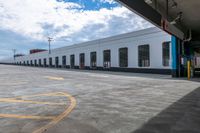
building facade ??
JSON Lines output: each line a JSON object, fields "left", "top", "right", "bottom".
{"left": 15, "top": 27, "right": 172, "bottom": 74}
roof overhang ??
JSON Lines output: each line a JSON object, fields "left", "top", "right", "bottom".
{"left": 116, "top": 0, "right": 200, "bottom": 41}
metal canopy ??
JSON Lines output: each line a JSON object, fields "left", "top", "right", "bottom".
{"left": 116, "top": 0, "right": 200, "bottom": 41}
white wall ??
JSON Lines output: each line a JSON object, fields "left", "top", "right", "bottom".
{"left": 15, "top": 27, "right": 172, "bottom": 69}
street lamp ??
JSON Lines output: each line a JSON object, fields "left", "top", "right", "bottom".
{"left": 48, "top": 37, "right": 53, "bottom": 54}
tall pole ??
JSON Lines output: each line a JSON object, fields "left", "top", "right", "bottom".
{"left": 12, "top": 49, "right": 16, "bottom": 61}
{"left": 48, "top": 37, "right": 53, "bottom": 54}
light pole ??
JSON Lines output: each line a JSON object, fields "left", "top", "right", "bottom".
{"left": 48, "top": 37, "right": 53, "bottom": 54}
{"left": 12, "top": 49, "right": 16, "bottom": 61}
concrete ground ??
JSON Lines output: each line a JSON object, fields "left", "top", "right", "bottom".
{"left": 0, "top": 65, "right": 200, "bottom": 133}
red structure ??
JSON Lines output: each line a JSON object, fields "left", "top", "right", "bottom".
{"left": 14, "top": 54, "right": 25, "bottom": 57}
{"left": 30, "top": 49, "right": 47, "bottom": 54}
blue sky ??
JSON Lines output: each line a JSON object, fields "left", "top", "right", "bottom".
{"left": 61, "top": 0, "right": 119, "bottom": 10}
{"left": 0, "top": 0, "right": 152, "bottom": 60}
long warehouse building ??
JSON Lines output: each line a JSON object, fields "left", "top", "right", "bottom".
{"left": 15, "top": 27, "right": 172, "bottom": 74}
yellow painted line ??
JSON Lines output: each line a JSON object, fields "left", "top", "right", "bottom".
{"left": 44, "top": 76, "right": 64, "bottom": 81}
{"left": 0, "top": 98, "right": 66, "bottom": 105}
{"left": 0, "top": 114, "right": 55, "bottom": 120}
{"left": 33, "top": 92, "right": 76, "bottom": 133}
{"left": 0, "top": 92, "right": 76, "bottom": 133}
{"left": 12, "top": 92, "right": 66, "bottom": 99}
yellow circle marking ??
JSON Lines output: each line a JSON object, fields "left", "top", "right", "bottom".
{"left": 33, "top": 92, "right": 76, "bottom": 133}
{"left": 0, "top": 92, "right": 76, "bottom": 133}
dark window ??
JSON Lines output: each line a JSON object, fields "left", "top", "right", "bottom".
{"left": 90, "top": 52, "right": 97, "bottom": 68}
{"left": 79, "top": 53, "right": 85, "bottom": 69}
{"left": 23, "top": 61, "right": 25, "bottom": 65}
{"left": 49, "top": 58, "right": 52, "bottom": 66}
{"left": 30, "top": 60, "right": 33, "bottom": 66}
{"left": 162, "top": 42, "right": 170, "bottom": 66}
{"left": 70, "top": 55, "right": 75, "bottom": 68}
{"left": 39, "top": 59, "right": 41, "bottom": 66}
{"left": 119, "top": 47, "right": 128, "bottom": 67}
{"left": 103, "top": 50, "right": 111, "bottom": 68}
{"left": 27, "top": 61, "right": 29, "bottom": 65}
{"left": 62, "top": 56, "right": 66, "bottom": 66}
{"left": 34, "top": 60, "right": 37, "bottom": 66}
{"left": 44, "top": 58, "right": 47, "bottom": 66}
{"left": 55, "top": 57, "right": 59, "bottom": 67}
{"left": 138, "top": 45, "right": 150, "bottom": 67}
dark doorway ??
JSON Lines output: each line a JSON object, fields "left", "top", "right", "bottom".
{"left": 79, "top": 53, "right": 85, "bottom": 69}
{"left": 70, "top": 55, "right": 75, "bottom": 68}
{"left": 119, "top": 47, "right": 128, "bottom": 67}
{"left": 55, "top": 57, "right": 59, "bottom": 68}
{"left": 30, "top": 60, "right": 33, "bottom": 66}
{"left": 90, "top": 52, "right": 97, "bottom": 69}
{"left": 39, "top": 59, "right": 42, "bottom": 67}
{"left": 62, "top": 56, "right": 66, "bottom": 68}
{"left": 44, "top": 58, "right": 47, "bottom": 67}
{"left": 34, "top": 60, "right": 37, "bottom": 66}
{"left": 103, "top": 50, "right": 111, "bottom": 68}
{"left": 49, "top": 57, "right": 52, "bottom": 67}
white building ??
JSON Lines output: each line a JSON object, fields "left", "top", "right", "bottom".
{"left": 15, "top": 27, "right": 172, "bottom": 74}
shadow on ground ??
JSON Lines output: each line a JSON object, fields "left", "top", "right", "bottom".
{"left": 133, "top": 87, "right": 200, "bottom": 133}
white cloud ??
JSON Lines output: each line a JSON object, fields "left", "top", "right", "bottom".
{"left": 0, "top": 0, "right": 153, "bottom": 46}
{"left": 99, "top": 0, "right": 116, "bottom": 4}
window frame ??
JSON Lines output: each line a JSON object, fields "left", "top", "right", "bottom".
{"left": 119, "top": 47, "right": 128, "bottom": 67}
{"left": 79, "top": 53, "right": 85, "bottom": 68}
{"left": 44, "top": 58, "right": 47, "bottom": 66}
{"left": 55, "top": 57, "right": 59, "bottom": 67}
{"left": 34, "top": 59, "right": 37, "bottom": 66}
{"left": 39, "top": 59, "right": 42, "bottom": 66}
{"left": 70, "top": 54, "right": 75, "bottom": 68}
{"left": 103, "top": 49, "right": 111, "bottom": 68}
{"left": 138, "top": 44, "right": 150, "bottom": 67}
{"left": 49, "top": 57, "right": 52, "bottom": 66}
{"left": 62, "top": 56, "right": 66, "bottom": 66}
{"left": 162, "top": 41, "right": 170, "bottom": 67}
{"left": 90, "top": 51, "right": 97, "bottom": 68}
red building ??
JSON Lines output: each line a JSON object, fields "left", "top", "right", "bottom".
{"left": 30, "top": 49, "right": 47, "bottom": 54}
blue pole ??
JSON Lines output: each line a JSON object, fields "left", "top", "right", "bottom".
{"left": 171, "top": 36, "right": 177, "bottom": 76}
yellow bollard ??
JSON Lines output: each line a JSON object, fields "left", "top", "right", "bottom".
{"left": 187, "top": 61, "right": 191, "bottom": 80}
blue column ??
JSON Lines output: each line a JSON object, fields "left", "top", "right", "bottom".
{"left": 171, "top": 36, "right": 177, "bottom": 70}
{"left": 171, "top": 36, "right": 178, "bottom": 77}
